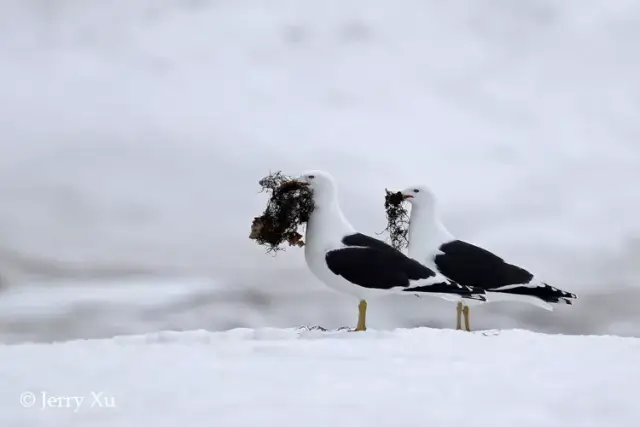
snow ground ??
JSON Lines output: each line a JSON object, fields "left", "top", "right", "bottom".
{"left": 1, "top": 327, "right": 638, "bottom": 427}
{"left": 1, "top": 0, "right": 640, "bottom": 340}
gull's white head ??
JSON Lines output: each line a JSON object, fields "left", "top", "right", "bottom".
{"left": 400, "top": 185, "right": 437, "bottom": 210}
{"left": 297, "top": 170, "right": 338, "bottom": 206}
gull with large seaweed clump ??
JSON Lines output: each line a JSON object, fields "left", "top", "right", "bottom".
{"left": 387, "top": 185, "right": 577, "bottom": 331}
{"left": 297, "top": 170, "right": 486, "bottom": 332}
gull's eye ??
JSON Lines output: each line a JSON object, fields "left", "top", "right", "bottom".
{"left": 413, "top": 188, "right": 420, "bottom": 193}
{"left": 308, "top": 175, "right": 315, "bottom": 179}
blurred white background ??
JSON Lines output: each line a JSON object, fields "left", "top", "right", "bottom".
{"left": 1, "top": 0, "right": 639, "bottom": 343}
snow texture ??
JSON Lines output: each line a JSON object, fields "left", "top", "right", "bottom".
{"left": 1, "top": 327, "right": 639, "bottom": 427}
{"left": 1, "top": 0, "right": 640, "bottom": 340}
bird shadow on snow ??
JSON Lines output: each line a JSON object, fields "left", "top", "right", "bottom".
{"left": 294, "top": 325, "right": 502, "bottom": 340}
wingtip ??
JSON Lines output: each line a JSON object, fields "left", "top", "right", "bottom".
{"left": 543, "top": 282, "right": 578, "bottom": 300}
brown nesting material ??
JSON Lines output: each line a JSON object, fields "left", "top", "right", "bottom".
{"left": 249, "top": 171, "right": 315, "bottom": 254}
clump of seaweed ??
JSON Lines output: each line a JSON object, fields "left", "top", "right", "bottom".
{"left": 382, "top": 189, "right": 410, "bottom": 251}
{"left": 249, "top": 171, "right": 315, "bottom": 254}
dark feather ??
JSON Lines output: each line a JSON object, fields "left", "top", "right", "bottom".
{"left": 435, "top": 240, "right": 576, "bottom": 302}
{"left": 435, "top": 240, "right": 533, "bottom": 288}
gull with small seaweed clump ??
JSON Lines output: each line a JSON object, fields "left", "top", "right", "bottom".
{"left": 387, "top": 184, "right": 578, "bottom": 331}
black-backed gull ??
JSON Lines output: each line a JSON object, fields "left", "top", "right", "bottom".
{"left": 399, "top": 185, "right": 577, "bottom": 331}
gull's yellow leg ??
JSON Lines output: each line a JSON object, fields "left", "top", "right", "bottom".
{"left": 463, "top": 305, "right": 471, "bottom": 332}
{"left": 456, "top": 301, "right": 463, "bottom": 330}
{"left": 355, "top": 300, "right": 367, "bottom": 331}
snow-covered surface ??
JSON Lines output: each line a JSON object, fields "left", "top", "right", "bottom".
{"left": 1, "top": 0, "right": 640, "bottom": 340}
{"left": 2, "top": 327, "right": 638, "bottom": 427}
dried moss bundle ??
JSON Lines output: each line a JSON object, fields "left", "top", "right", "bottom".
{"left": 382, "top": 189, "right": 410, "bottom": 251}
{"left": 249, "top": 171, "right": 315, "bottom": 254}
